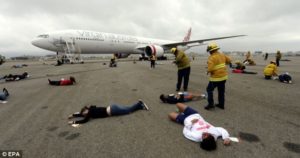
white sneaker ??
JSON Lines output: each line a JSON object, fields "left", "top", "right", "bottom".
{"left": 138, "top": 99, "right": 149, "bottom": 110}
{"left": 201, "top": 94, "right": 207, "bottom": 99}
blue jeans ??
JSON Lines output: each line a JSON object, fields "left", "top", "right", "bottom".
{"left": 206, "top": 80, "right": 226, "bottom": 106}
{"left": 110, "top": 102, "right": 143, "bottom": 116}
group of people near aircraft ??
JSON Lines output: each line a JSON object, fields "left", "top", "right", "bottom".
{"left": 0, "top": 42, "right": 292, "bottom": 152}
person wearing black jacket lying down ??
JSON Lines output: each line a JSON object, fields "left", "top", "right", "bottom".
{"left": 68, "top": 100, "right": 149, "bottom": 124}
{"left": 160, "top": 92, "right": 206, "bottom": 104}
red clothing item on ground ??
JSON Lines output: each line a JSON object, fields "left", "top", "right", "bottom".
{"left": 60, "top": 79, "right": 73, "bottom": 85}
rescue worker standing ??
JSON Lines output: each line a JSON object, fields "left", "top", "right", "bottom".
{"left": 150, "top": 55, "right": 156, "bottom": 68}
{"left": 205, "top": 43, "right": 231, "bottom": 110}
{"left": 276, "top": 50, "right": 282, "bottom": 67}
{"left": 263, "top": 61, "right": 278, "bottom": 79}
{"left": 171, "top": 48, "right": 191, "bottom": 92}
{"left": 110, "top": 54, "right": 117, "bottom": 67}
{"left": 243, "top": 51, "right": 251, "bottom": 63}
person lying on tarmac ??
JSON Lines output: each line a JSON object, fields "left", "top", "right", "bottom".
{"left": 68, "top": 100, "right": 149, "bottom": 124}
{"left": 48, "top": 76, "right": 76, "bottom": 86}
{"left": 0, "top": 88, "right": 9, "bottom": 101}
{"left": 168, "top": 103, "right": 231, "bottom": 151}
{"left": 4, "top": 72, "right": 29, "bottom": 81}
{"left": 160, "top": 92, "right": 206, "bottom": 104}
{"left": 11, "top": 64, "right": 28, "bottom": 68}
{"left": 278, "top": 72, "right": 292, "bottom": 84}
{"left": 231, "top": 61, "right": 257, "bottom": 74}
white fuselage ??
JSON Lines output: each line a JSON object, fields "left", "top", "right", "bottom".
{"left": 32, "top": 30, "right": 175, "bottom": 55}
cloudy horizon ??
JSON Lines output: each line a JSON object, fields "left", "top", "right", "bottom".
{"left": 0, "top": 0, "right": 300, "bottom": 57}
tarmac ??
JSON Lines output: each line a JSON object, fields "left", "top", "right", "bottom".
{"left": 0, "top": 56, "right": 299, "bottom": 158}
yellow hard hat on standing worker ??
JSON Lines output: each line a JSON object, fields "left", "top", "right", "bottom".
{"left": 207, "top": 43, "right": 220, "bottom": 52}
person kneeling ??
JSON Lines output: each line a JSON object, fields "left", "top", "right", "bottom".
{"left": 68, "top": 100, "right": 149, "bottom": 124}
{"left": 278, "top": 72, "right": 292, "bottom": 84}
{"left": 264, "top": 61, "right": 278, "bottom": 80}
{"left": 0, "top": 88, "right": 9, "bottom": 103}
{"left": 168, "top": 103, "right": 231, "bottom": 151}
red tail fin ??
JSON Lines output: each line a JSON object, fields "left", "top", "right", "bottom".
{"left": 183, "top": 27, "right": 192, "bottom": 42}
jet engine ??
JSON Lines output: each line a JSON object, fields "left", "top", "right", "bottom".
{"left": 145, "top": 45, "right": 164, "bottom": 57}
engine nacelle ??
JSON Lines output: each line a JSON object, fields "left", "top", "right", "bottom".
{"left": 145, "top": 45, "right": 164, "bottom": 57}
{"left": 114, "top": 53, "right": 130, "bottom": 58}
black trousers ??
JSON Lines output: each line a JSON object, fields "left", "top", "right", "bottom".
{"left": 276, "top": 59, "right": 280, "bottom": 67}
{"left": 150, "top": 60, "right": 155, "bottom": 68}
{"left": 206, "top": 80, "right": 226, "bottom": 106}
{"left": 177, "top": 67, "right": 191, "bottom": 91}
{"left": 49, "top": 80, "right": 61, "bottom": 86}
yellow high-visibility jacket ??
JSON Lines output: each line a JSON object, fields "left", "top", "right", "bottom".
{"left": 150, "top": 55, "right": 156, "bottom": 61}
{"left": 264, "top": 64, "right": 278, "bottom": 76}
{"left": 246, "top": 52, "right": 251, "bottom": 60}
{"left": 207, "top": 52, "right": 231, "bottom": 81}
{"left": 276, "top": 53, "right": 282, "bottom": 60}
{"left": 175, "top": 50, "right": 190, "bottom": 70}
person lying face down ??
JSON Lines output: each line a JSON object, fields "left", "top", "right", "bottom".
{"left": 48, "top": 76, "right": 76, "bottom": 86}
{"left": 168, "top": 103, "right": 231, "bottom": 151}
{"left": 4, "top": 72, "right": 29, "bottom": 81}
{"left": 68, "top": 100, "right": 149, "bottom": 124}
{"left": 160, "top": 92, "right": 206, "bottom": 104}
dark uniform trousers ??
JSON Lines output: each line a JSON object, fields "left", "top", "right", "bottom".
{"left": 177, "top": 67, "right": 191, "bottom": 91}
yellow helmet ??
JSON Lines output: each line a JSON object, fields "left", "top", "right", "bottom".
{"left": 206, "top": 43, "right": 220, "bottom": 52}
{"left": 170, "top": 48, "right": 177, "bottom": 54}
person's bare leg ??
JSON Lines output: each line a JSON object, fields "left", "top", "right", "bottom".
{"left": 176, "top": 103, "right": 187, "bottom": 113}
{"left": 168, "top": 112, "right": 179, "bottom": 122}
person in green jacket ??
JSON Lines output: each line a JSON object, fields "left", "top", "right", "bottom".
{"left": 171, "top": 48, "right": 191, "bottom": 92}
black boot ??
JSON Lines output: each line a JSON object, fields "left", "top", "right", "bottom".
{"left": 204, "top": 105, "right": 215, "bottom": 110}
{"left": 215, "top": 104, "right": 224, "bottom": 110}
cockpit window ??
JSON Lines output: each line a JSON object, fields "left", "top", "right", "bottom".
{"left": 37, "top": 34, "right": 49, "bottom": 38}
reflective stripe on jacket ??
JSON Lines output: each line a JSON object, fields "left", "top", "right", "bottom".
{"left": 207, "top": 52, "right": 231, "bottom": 81}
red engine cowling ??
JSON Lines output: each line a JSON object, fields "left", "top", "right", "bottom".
{"left": 145, "top": 45, "right": 164, "bottom": 57}
{"left": 114, "top": 53, "right": 130, "bottom": 58}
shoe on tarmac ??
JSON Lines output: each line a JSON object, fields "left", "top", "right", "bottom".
{"left": 201, "top": 94, "right": 207, "bottom": 99}
{"left": 138, "top": 99, "right": 149, "bottom": 110}
{"left": 204, "top": 105, "right": 215, "bottom": 110}
{"left": 215, "top": 104, "right": 224, "bottom": 110}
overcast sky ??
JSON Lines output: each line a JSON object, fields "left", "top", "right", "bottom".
{"left": 0, "top": 0, "right": 300, "bottom": 57}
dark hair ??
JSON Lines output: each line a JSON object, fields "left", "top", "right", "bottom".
{"left": 160, "top": 94, "right": 166, "bottom": 103}
{"left": 80, "top": 106, "right": 89, "bottom": 114}
{"left": 70, "top": 76, "right": 76, "bottom": 83}
{"left": 200, "top": 135, "right": 217, "bottom": 151}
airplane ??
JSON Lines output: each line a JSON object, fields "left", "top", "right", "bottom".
{"left": 31, "top": 28, "right": 245, "bottom": 63}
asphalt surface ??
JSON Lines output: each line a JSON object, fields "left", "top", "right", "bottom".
{"left": 0, "top": 56, "right": 299, "bottom": 158}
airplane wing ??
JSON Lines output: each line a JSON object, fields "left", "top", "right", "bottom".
{"left": 135, "top": 34, "right": 246, "bottom": 52}
{"left": 162, "top": 35, "right": 246, "bottom": 48}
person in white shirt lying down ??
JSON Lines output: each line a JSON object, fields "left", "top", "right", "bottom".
{"left": 168, "top": 103, "right": 231, "bottom": 151}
